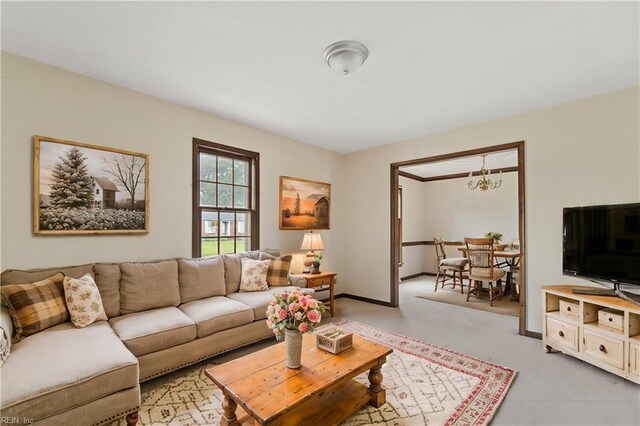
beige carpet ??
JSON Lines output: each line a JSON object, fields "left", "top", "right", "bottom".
{"left": 417, "top": 287, "right": 519, "bottom": 317}
{"left": 118, "top": 321, "right": 516, "bottom": 425}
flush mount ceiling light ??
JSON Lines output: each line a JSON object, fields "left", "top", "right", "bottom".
{"left": 323, "top": 40, "right": 369, "bottom": 75}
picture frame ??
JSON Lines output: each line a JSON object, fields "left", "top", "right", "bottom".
{"left": 279, "top": 176, "right": 331, "bottom": 230}
{"left": 33, "top": 135, "right": 149, "bottom": 235}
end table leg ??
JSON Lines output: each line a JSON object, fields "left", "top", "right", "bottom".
{"left": 367, "top": 362, "right": 386, "bottom": 408}
{"left": 330, "top": 279, "right": 335, "bottom": 317}
{"left": 221, "top": 394, "right": 239, "bottom": 426}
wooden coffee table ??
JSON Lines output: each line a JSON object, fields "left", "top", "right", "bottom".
{"left": 205, "top": 333, "right": 393, "bottom": 425}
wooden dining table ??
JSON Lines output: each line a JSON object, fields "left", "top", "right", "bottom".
{"left": 457, "top": 247, "right": 521, "bottom": 301}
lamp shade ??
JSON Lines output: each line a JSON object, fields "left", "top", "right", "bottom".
{"left": 301, "top": 232, "right": 324, "bottom": 251}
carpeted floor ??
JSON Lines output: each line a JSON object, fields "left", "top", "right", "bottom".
{"left": 119, "top": 320, "right": 516, "bottom": 425}
{"left": 417, "top": 285, "right": 519, "bottom": 317}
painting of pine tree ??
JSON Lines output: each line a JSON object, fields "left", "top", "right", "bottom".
{"left": 279, "top": 176, "right": 330, "bottom": 230}
{"left": 34, "top": 136, "right": 149, "bottom": 234}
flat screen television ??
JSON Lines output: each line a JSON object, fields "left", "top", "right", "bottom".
{"left": 563, "top": 202, "right": 640, "bottom": 302}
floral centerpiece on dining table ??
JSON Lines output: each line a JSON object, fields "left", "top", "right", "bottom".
{"left": 266, "top": 291, "right": 326, "bottom": 368}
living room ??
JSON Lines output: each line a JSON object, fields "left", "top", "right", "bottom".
{"left": 1, "top": 2, "right": 639, "bottom": 426}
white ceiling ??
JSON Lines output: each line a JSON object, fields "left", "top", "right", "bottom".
{"left": 2, "top": 2, "right": 638, "bottom": 153}
{"left": 400, "top": 150, "right": 518, "bottom": 179}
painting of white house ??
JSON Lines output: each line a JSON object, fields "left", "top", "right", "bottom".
{"left": 34, "top": 136, "right": 149, "bottom": 234}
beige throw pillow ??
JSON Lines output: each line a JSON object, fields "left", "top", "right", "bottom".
{"left": 63, "top": 274, "right": 108, "bottom": 328}
{"left": 239, "top": 258, "right": 270, "bottom": 292}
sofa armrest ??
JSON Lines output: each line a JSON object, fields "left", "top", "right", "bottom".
{"left": 1, "top": 306, "right": 13, "bottom": 365}
{"left": 288, "top": 274, "right": 308, "bottom": 288}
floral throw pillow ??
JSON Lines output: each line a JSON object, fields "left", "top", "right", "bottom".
{"left": 63, "top": 274, "right": 108, "bottom": 328}
{"left": 239, "top": 258, "right": 270, "bottom": 292}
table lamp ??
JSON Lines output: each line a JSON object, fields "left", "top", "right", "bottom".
{"left": 301, "top": 231, "right": 324, "bottom": 273}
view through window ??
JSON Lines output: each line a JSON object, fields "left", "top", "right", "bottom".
{"left": 193, "top": 139, "right": 259, "bottom": 257}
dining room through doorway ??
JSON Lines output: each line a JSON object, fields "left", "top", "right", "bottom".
{"left": 391, "top": 142, "right": 526, "bottom": 333}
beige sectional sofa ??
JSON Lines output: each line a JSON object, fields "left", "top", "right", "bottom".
{"left": 0, "top": 249, "right": 311, "bottom": 425}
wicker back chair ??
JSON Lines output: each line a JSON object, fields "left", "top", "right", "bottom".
{"left": 464, "top": 237, "right": 505, "bottom": 306}
{"left": 434, "top": 238, "right": 468, "bottom": 294}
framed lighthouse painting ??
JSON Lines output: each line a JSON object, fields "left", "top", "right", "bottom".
{"left": 33, "top": 135, "right": 149, "bottom": 235}
{"left": 278, "top": 176, "right": 331, "bottom": 230}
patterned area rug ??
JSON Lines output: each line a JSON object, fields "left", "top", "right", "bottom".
{"left": 119, "top": 321, "right": 516, "bottom": 425}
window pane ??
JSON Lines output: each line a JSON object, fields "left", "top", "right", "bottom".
{"left": 218, "top": 157, "right": 233, "bottom": 184}
{"left": 201, "top": 238, "right": 218, "bottom": 256}
{"left": 236, "top": 212, "right": 250, "bottom": 236}
{"left": 220, "top": 212, "right": 235, "bottom": 237}
{"left": 236, "top": 237, "right": 249, "bottom": 253}
{"left": 234, "top": 186, "right": 248, "bottom": 208}
{"left": 201, "top": 211, "right": 218, "bottom": 237}
{"left": 220, "top": 238, "right": 235, "bottom": 254}
{"left": 218, "top": 184, "right": 233, "bottom": 208}
{"left": 200, "top": 182, "right": 216, "bottom": 207}
{"left": 199, "top": 153, "right": 216, "bottom": 181}
{"left": 234, "top": 160, "right": 248, "bottom": 185}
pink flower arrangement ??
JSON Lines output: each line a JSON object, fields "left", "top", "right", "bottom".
{"left": 266, "top": 291, "right": 326, "bottom": 339}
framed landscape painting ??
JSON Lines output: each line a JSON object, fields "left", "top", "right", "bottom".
{"left": 279, "top": 176, "right": 330, "bottom": 230}
{"left": 33, "top": 135, "right": 149, "bottom": 235}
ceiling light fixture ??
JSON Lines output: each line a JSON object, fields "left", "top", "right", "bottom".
{"left": 468, "top": 155, "right": 503, "bottom": 191}
{"left": 323, "top": 40, "right": 369, "bottom": 75}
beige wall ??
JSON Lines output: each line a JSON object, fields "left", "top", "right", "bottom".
{"left": 399, "top": 176, "right": 426, "bottom": 278}
{"left": 344, "top": 87, "right": 640, "bottom": 332}
{"left": 0, "top": 53, "right": 346, "bottom": 287}
{"left": 423, "top": 172, "right": 519, "bottom": 273}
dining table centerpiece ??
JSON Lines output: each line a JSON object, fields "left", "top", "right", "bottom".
{"left": 266, "top": 291, "right": 326, "bottom": 368}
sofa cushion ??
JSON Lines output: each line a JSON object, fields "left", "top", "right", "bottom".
{"left": 92, "top": 263, "right": 121, "bottom": 318}
{"left": 178, "top": 257, "right": 225, "bottom": 303}
{"left": 109, "top": 307, "right": 196, "bottom": 356}
{"left": 63, "top": 274, "right": 108, "bottom": 328}
{"left": 258, "top": 253, "right": 293, "bottom": 287}
{"left": 119, "top": 260, "right": 180, "bottom": 314}
{"left": 222, "top": 250, "right": 281, "bottom": 295}
{"left": 227, "top": 286, "right": 314, "bottom": 321}
{"left": 0, "top": 321, "right": 138, "bottom": 422}
{"left": 1, "top": 273, "right": 69, "bottom": 343}
{"left": 239, "top": 258, "right": 270, "bottom": 292}
{"left": 179, "top": 296, "right": 254, "bottom": 338}
{"left": 0, "top": 264, "right": 94, "bottom": 285}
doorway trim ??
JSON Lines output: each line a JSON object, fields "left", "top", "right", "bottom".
{"left": 390, "top": 141, "right": 527, "bottom": 336}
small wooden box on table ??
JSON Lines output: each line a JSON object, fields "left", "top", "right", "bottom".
{"left": 542, "top": 285, "right": 640, "bottom": 384}
{"left": 292, "top": 271, "right": 337, "bottom": 317}
{"left": 205, "top": 333, "right": 392, "bottom": 425}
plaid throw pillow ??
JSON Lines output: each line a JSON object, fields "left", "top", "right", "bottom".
{"left": 259, "top": 253, "right": 292, "bottom": 287}
{"left": 1, "top": 273, "right": 69, "bottom": 343}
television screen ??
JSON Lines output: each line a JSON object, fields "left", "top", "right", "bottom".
{"left": 563, "top": 203, "right": 640, "bottom": 286}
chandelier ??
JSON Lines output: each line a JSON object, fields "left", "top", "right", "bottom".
{"left": 468, "top": 155, "right": 502, "bottom": 191}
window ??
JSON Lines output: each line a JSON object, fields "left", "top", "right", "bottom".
{"left": 96, "top": 188, "right": 100, "bottom": 195}
{"left": 193, "top": 138, "right": 259, "bottom": 257}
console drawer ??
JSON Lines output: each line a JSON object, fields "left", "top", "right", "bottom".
{"left": 546, "top": 316, "right": 579, "bottom": 351}
{"left": 559, "top": 300, "right": 580, "bottom": 321}
{"left": 583, "top": 329, "right": 624, "bottom": 369}
{"left": 598, "top": 308, "right": 623, "bottom": 332}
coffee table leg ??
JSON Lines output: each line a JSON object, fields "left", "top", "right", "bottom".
{"left": 367, "top": 358, "right": 386, "bottom": 408}
{"left": 221, "top": 393, "right": 239, "bottom": 426}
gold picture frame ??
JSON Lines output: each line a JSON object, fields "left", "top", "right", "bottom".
{"left": 33, "top": 135, "right": 149, "bottom": 235}
{"left": 279, "top": 176, "right": 331, "bottom": 230}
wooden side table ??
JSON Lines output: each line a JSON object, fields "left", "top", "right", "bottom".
{"left": 291, "top": 271, "right": 336, "bottom": 317}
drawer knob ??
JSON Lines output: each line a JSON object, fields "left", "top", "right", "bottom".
{"left": 558, "top": 330, "right": 564, "bottom": 337}
{"left": 567, "top": 307, "right": 572, "bottom": 312}
{"left": 608, "top": 317, "right": 613, "bottom": 322}
{"left": 599, "top": 344, "right": 606, "bottom": 353}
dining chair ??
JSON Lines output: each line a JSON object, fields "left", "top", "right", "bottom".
{"left": 464, "top": 237, "right": 505, "bottom": 306}
{"left": 434, "top": 238, "right": 468, "bottom": 293}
